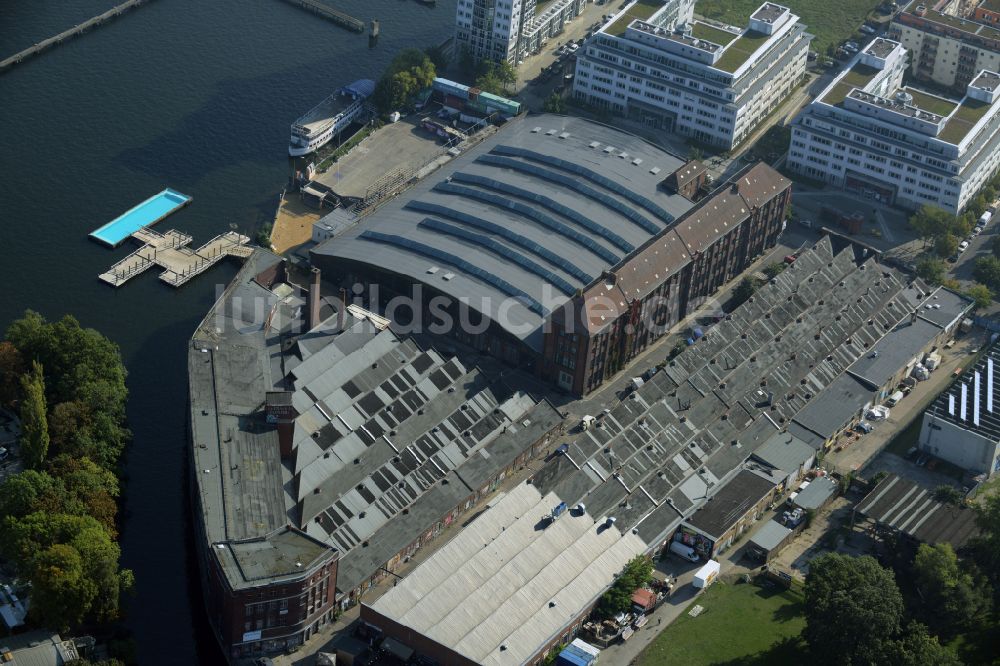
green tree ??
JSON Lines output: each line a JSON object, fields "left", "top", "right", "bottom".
{"left": 1, "top": 512, "right": 131, "bottom": 625}
{"left": 594, "top": 555, "right": 653, "bottom": 619}
{"left": 495, "top": 59, "right": 517, "bottom": 93}
{"left": 935, "top": 232, "right": 958, "bottom": 258}
{"left": 912, "top": 542, "right": 992, "bottom": 636}
{"left": 878, "top": 622, "right": 962, "bottom": 665}
{"left": 973, "top": 256, "right": 1000, "bottom": 290}
{"left": 804, "top": 553, "right": 904, "bottom": 665}
{"left": 916, "top": 257, "right": 946, "bottom": 285}
{"left": 909, "top": 205, "right": 952, "bottom": 246}
{"left": 372, "top": 49, "right": 436, "bottom": 114}
{"left": 966, "top": 283, "right": 993, "bottom": 309}
{"left": 0, "top": 341, "right": 24, "bottom": 408}
{"left": 29, "top": 543, "right": 97, "bottom": 631}
{"left": 19, "top": 361, "right": 48, "bottom": 470}
{"left": 970, "top": 493, "right": 1000, "bottom": 597}
{"left": 543, "top": 93, "right": 566, "bottom": 114}
{"left": 0, "top": 469, "right": 63, "bottom": 518}
{"left": 475, "top": 62, "right": 504, "bottom": 95}
{"left": 423, "top": 44, "right": 449, "bottom": 71}
{"left": 732, "top": 277, "right": 758, "bottom": 307}
{"left": 5, "top": 312, "right": 129, "bottom": 421}
{"left": 763, "top": 261, "right": 788, "bottom": 279}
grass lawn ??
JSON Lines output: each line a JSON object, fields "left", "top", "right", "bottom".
{"left": 691, "top": 21, "right": 738, "bottom": 46}
{"left": 637, "top": 581, "right": 808, "bottom": 665}
{"left": 714, "top": 30, "right": 770, "bottom": 72}
{"left": 696, "top": 0, "right": 873, "bottom": 54}
{"left": 607, "top": 0, "right": 665, "bottom": 36}
{"left": 940, "top": 99, "right": 991, "bottom": 144}
{"left": 905, "top": 89, "right": 958, "bottom": 117}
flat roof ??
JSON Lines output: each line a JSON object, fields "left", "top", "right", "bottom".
{"left": 364, "top": 483, "right": 647, "bottom": 666}
{"left": 683, "top": 469, "right": 778, "bottom": 538}
{"left": 313, "top": 114, "right": 693, "bottom": 351}
{"left": 845, "top": 318, "right": 941, "bottom": 390}
{"left": 606, "top": 0, "right": 665, "bottom": 36}
{"left": 899, "top": 0, "right": 1000, "bottom": 42}
{"left": 714, "top": 29, "right": 771, "bottom": 73}
{"left": 791, "top": 475, "right": 837, "bottom": 510}
{"left": 940, "top": 98, "right": 993, "bottom": 144}
{"left": 856, "top": 474, "right": 979, "bottom": 548}
{"left": 752, "top": 431, "right": 816, "bottom": 475}
{"left": 867, "top": 37, "right": 898, "bottom": 58}
{"left": 749, "top": 519, "right": 792, "bottom": 551}
{"left": 791, "top": 373, "right": 872, "bottom": 446}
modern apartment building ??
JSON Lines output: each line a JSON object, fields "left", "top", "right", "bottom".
{"left": 573, "top": 0, "right": 810, "bottom": 150}
{"left": 788, "top": 37, "right": 1000, "bottom": 214}
{"left": 890, "top": 0, "right": 1000, "bottom": 91}
{"left": 455, "top": 0, "right": 585, "bottom": 65}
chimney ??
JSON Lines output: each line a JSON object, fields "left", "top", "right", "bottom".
{"left": 731, "top": 182, "right": 739, "bottom": 194}
{"left": 265, "top": 391, "right": 297, "bottom": 458}
{"left": 308, "top": 268, "right": 322, "bottom": 331}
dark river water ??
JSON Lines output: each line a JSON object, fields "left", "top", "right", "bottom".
{"left": 0, "top": 1, "right": 455, "bottom": 662}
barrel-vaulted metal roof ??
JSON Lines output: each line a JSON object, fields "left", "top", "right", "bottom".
{"left": 312, "top": 114, "right": 692, "bottom": 350}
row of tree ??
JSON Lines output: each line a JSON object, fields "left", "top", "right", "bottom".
{"left": 372, "top": 47, "right": 522, "bottom": 117}
{"left": 0, "top": 312, "right": 133, "bottom": 632}
{"left": 910, "top": 204, "right": 995, "bottom": 308}
{"left": 594, "top": 555, "right": 654, "bottom": 619}
{"left": 804, "top": 491, "right": 1000, "bottom": 664}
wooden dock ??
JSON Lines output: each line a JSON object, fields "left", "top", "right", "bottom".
{"left": 278, "top": 0, "right": 366, "bottom": 33}
{"left": 0, "top": 0, "right": 152, "bottom": 75}
{"left": 99, "top": 227, "right": 251, "bottom": 288}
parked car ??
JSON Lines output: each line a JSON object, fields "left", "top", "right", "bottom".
{"left": 860, "top": 25, "right": 876, "bottom": 35}
{"left": 959, "top": 240, "right": 970, "bottom": 252}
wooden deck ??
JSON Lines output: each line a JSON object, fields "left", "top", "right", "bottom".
{"left": 99, "top": 227, "right": 251, "bottom": 288}
{"left": 0, "top": 0, "right": 152, "bottom": 75}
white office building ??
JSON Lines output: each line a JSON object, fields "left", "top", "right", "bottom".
{"left": 789, "top": 38, "right": 1000, "bottom": 214}
{"left": 455, "top": 0, "right": 586, "bottom": 66}
{"left": 573, "top": 1, "right": 810, "bottom": 150}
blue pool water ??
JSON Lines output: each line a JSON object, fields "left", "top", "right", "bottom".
{"left": 89, "top": 188, "right": 192, "bottom": 246}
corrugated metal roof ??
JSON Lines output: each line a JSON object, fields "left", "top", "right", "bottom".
{"left": 366, "top": 483, "right": 646, "bottom": 666}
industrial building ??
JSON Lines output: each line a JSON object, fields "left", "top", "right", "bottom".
{"left": 362, "top": 482, "right": 646, "bottom": 666}
{"left": 454, "top": 0, "right": 586, "bottom": 66}
{"left": 789, "top": 37, "right": 1000, "bottom": 214}
{"left": 890, "top": 0, "right": 1000, "bottom": 92}
{"left": 674, "top": 468, "right": 780, "bottom": 558}
{"left": 919, "top": 342, "right": 1000, "bottom": 477}
{"left": 573, "top": 1, "right": 811, "bottom": 149}
{"left": 311, "top": 114, "right": 791, "bottom": 395}
{"left": 358, "top": 236, "right": 972, "bottom": 665}
{"left": 189, "top": 253, "right": 562, "bottom": 660}
{"left": 856, "top": 474, "right": 980, "bottom": 548}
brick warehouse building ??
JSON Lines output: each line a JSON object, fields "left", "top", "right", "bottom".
{"left": 189, "top": 252, "right": 562, "bottom": 659}
{"left": 312, "top": 114, "right": 791, "bottom": 395}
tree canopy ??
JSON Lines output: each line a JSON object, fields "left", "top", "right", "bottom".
{"left": 912, "top": 543, "right": 992, "bottom": 637}
{"left": 372, "top": 49, "right": 437, "bottom": 115}
{"left": 878, "top": 622, "right": 962, "bottom": 666}
{"left": 966, "top": 283, "right": 993, "bottom": 310}
{"left": 804, "top": 553, "right": 904, "bottom": 664}
{"left": 973, "top": 256, "right": 1000, "bottom": 291}
{"left": 18, "top": 361, "right": 48, "bottom": 470}
{"left": 542, "top": 93, "right": 566, "bottom": 114}
{"left": 594, "top": 555, "right": 653, "bottom": 619}
{"left": 0, "top": 311, "right": 132, "bottom": 633}
{"left": 915, "top": 257, "right": 946, "bottom": 286}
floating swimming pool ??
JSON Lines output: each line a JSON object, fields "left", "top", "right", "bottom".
{"left": 89, "top": 188, "right": 192, "bottom": 247}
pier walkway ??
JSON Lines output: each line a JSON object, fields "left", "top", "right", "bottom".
{"left": 0, "top": 0, "right": 152, "bottom": 75}
{"left": 99, "top": 227, "right": 251, "bottom": 288}
{"left": 277, "top": 0, "right": 365, "bottom": 32}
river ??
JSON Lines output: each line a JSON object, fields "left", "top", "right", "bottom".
{"left": 0, "top": 0, "right": 455, "bottom": 662}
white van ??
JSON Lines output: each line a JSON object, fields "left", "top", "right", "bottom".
{"left": 669, "top": 540, "right": 700, "bottom": 562}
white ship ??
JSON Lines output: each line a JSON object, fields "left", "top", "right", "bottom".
{"left": 289, "top": 79, "right": 375, "bottom": 157}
